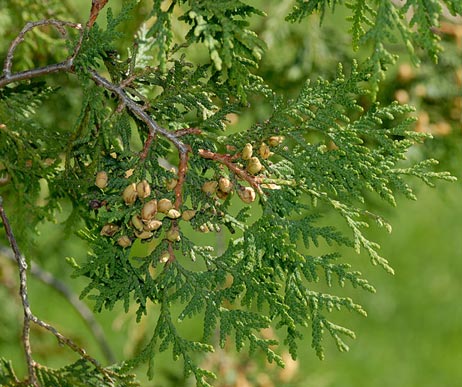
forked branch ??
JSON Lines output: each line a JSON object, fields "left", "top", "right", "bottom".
{"left": 0, "top": 19, "right": 83, "bottom": 88}
{"left": 0, "top": 247, "right": 116, "bottom": 364}
{"left": 0, "top": 197, "right": 115, "bottom": 386}
{"left": 198, "top": 149, "right": 264, "bottom": 195}
{"left": 0, "top": 197, "right": 35, "bottom": 385}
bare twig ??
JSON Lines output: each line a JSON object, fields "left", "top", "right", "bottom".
{"left": 0, "top": 246, "right": 116, "bottom": 364}
{"left": 0, "top": 197, "right": 36, "bottom": 385}
{"left": 140, "top": 131, "right": 156, "bottom": 160}
{"left": 28, "top": 314, "right": 113, "bottom": 381}
{"left": 174, "top": 127, "right": 202, "bottom": 137}
{"left": 0, "top": 19, "right": 83, "bottom": 88}
{"left": 0, "top": 197, "right": 115, "bottom": 385}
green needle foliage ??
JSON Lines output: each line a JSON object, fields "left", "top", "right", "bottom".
{"left": 0, "top": 0, "right": 458, "bottom": 386}
{"left": 288, "top": 0, "right": 462, "bottom": 89}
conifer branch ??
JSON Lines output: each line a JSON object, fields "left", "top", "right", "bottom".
{"left": 88, "top": 70, "right": 189, "bottom": 155}
{"left": 0, "top": 3, "right": 459, "bottom": 382}
{"left": 89, "top": 70, "right": 195, "bottom": 212}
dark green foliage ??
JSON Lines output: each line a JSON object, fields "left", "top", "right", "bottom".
{"left": 0, "top": 358, "right": 140, "bottom": 387}
{"left": 0, "top": 1, "right": 459, "bottom": 386}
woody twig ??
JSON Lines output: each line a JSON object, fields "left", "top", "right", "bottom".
{"left": 198, "top": 149, "right": 264, "bottom": 195}
{"left": 0, "top": 19, "right": 83, "bottom": 88}
{"left": 0, "top": 197, "right": 116, "bottom": 386}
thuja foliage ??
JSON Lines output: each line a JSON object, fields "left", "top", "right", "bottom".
{"left": 0, "top": 0, "right": 459, "bottom": 386}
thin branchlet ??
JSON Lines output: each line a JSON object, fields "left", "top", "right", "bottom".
{"left": 0, "top": 197, "right": 117, "bottom": 384}
{"left": 0, "top": 197, "right": 36, "bottom": 385}
{"left": 0, "top": 19, "right": 83, "bottom": 88}
{"left": 88, "top": 70, "right": 189, "bottom": 154}
{"left": 0, "top": 248, "right": 116, "bottom": 364}
{"left": 198, "top": 148, "right": 264, "bottom": 195}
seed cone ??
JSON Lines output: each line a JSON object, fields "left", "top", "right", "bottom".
{"left": 159, "top": 250, "right": 170, "bottom": 263}
{"left": 95, "top": 171, "right": 108, "bottom": 189}
{"left": 268, "top": 136, "right": 284, "bottom": 147}
{"left": 246, "top": 157, "right": 262, "bottom": 175}
{"left": 135, "top": 230, "right": 154, "bottom": 239}
{"left": 136, "top": 180, "right": 151, "bottom": 199}
{"left": 199, "top": 224, "right": 210, "bottom": 233}
{"left": 166, "top": 228, "right": 180, "bottom": 242}
{"left": 141, "top": 199, "right": 158, "bottom": 221}
{"left": 166, "top": 209, "right": 181, "bottom": 219}
{"left": 218, "top": 177, "right": 233, "bottom": 193}
{"left": 166, "top": 178, "right": 178, "bottom": 191}
{"left": 143, "top": 219, "right": 163, "bottom": 231}
{"left": 123, "top": 183, "right": 138, "bottom": 205}
{"left": 158, "top": 198, "right": 173, "bottom": 214}
{"left": 117, "top": 235, "right": 132, "bottom": 248}
{"left": 238, "top": 186, "right": 256, "bottom": 204}
{"left": 216, "top": 189, "right": 229, "bottom": 200}
{"left": 100, "top": 223, "right": 119, "bottom": 237}
{"left": 259, "top": 142, "right": 272, "bottom": 159}
{"left": 241, "top": 143, "right": 253, "bottom": 160}
{"left": 202, "top": 181, "right": 218, "bottom": 195}
{"left": 131, "top": 215, "right": 144, "bottom": 232}
{"left": 182, "top": 209, "right": 196, "bottom": 221}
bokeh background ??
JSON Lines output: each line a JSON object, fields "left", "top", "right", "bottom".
{"left": 1, "top": 1, "right": 461, "bottom": 386}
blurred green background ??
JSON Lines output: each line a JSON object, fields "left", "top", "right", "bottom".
{"left": 1, "top": 1, "right": 461, "bottom": 386}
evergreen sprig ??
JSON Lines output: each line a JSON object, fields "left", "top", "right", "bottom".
{"left": 0, "top": 1, "right": 458, "bottom": 386}
{"left": 287, "top": 0, "right": 461, "bottom": 88}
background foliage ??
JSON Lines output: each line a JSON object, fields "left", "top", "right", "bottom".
{"left": 0, "top": 0, "right": 461, "bottom": 386}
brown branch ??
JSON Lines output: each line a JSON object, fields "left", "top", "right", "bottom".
{"left": 0, "top": 197, "right": 115, "bottom": 385}
{"left": 175, "top": 147, "right": 191, "bottom": 209}
{"left": 87, "top": 0, "right": 109, "bottom": 29}
{"left": 170, "top": 129, "right": 200, "bottom": 208}
{"left": 174, "top": 127, "right": 202, "bottom": 137}
{"left": 140, "top": 131, "right": 156, "bottom": 160}
{"left": 198, "top": 149, "right": 264, "bottom": 195}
